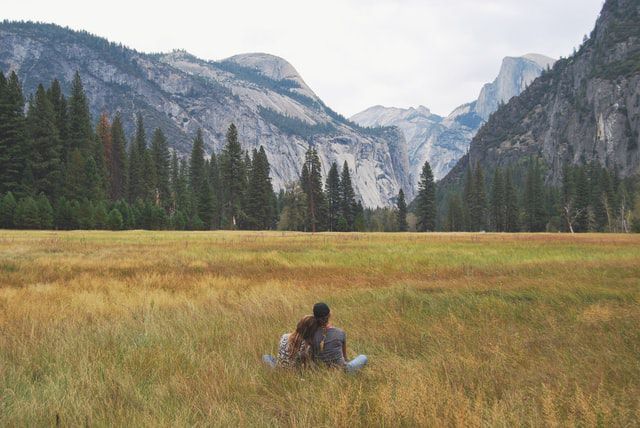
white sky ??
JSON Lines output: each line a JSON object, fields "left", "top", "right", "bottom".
{"left": 4, "top": 0, "right": 603, "bottom": 117}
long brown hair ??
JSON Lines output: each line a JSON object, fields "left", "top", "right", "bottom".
{"left": 287, "top": 315, "right": 317, "bottom": 358}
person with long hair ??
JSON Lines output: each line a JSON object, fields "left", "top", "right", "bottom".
{"left": 310, "top": 302, "right": 368, "bottom": 373}
{"left": 262, "top": 315, "right": 316, "bottom": 369}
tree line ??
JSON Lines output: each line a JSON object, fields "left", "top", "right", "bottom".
{"left": 0, "top": 70, "right": 276, "bottom": 230}
{"left": 441, "top": 160, "right": 640, "bottom": 233}
{"left": 1, "top": 69, "right": 638, "bottom": 233}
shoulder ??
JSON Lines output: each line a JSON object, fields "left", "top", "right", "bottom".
{"left": 279, "top": 333, "right": 290, "bottom": 345}
{"left": 329, "top": 327, "right": 346, "bottom": 340}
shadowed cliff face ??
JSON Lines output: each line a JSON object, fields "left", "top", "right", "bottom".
{"left": 0, "top": 22, "right": 412, "bottom": 207}
{"left": 442, "top": 0, "right": 640, "bottom": 187}
{"left": 351, "top": 55, "right": 553, "bottom": 184}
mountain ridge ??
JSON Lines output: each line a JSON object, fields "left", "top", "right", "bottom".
{"left": 0, "top": 20, "right": 411, "bottom": 207}
{"left": 440, "top": 0, "right": 640, "bottom": 188}
{"left": 351, "top": 54, "right": 554, "bottom": 183}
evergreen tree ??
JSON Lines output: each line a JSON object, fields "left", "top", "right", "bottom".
{"left": 107, "top": 208, "right": 124, "bottom": 230}
{"left": 65, "top": 149, "right": 86, "bottom": 200}
{"left": 54, "top": 197, "right": 74, "bottom": 230}
{"left": 472, "top": 164, "right": 487, "bottom": 231}
{"left": 574, "top": 168, "right": 591, "bottom": 232}
{"left": 189, "top": 129, "right": 210, "bottom": 225}
{"left": 151, "top": 128, "right": 171, "bottom": 210}
{"left": 67, "top": 72, "right": 93, "bottom": 154}
{"left": 0, "top": 71, "right": 27, "bottom": 195}
{"left": 170, "top": 150, "right": 180, "bottom": 212}
{"left": 220, "top": 124, "right": 246, "bottom": 228}
{"left": 415, "top": 161, "right": 437, "bottom": 232}
{"left": 491, "top": 168, "right": 506, "bottom": 232}
{"left": 0, "top": 192, "right": 17, "bottom": 228}
{"left": 524, "top": 160, "right": 547, "bottom": 232}
{"left": 95, "top": 113, "right": 111, "bottom": 197}
{"left": 445, "top": 194, "right": 464, "bottom": 231}
{"left": 325, "top": 161, "right": 341, "bottom": 232}
{"left": 26, "top": 84, "right": 61, "bottom": 199}
{"left": 396, "top": 189, "right": 408, "bottom": 231}
{"left": 209, "top": 152, "right": 222, "bottom": 229}
{"left": 301, "top": 148, "right": 327, "bottom": 232}
{"left": 245, "top": 146, "right": 275, "bottom": 230}
{"left": 339, "top": 160, "right": 356, "bottom": 231}
{"left": 504, "top": 169, "right": 520, "bottom": 232}
{"left": 462, "top": 164, "right": 475, "bottom": 231}
{"left": 36, "top": 194, "right": 54, "bottom": 229}
{"left": 109, "top": 113, "right": 128, "bottom": 201}
{"left": 128, "top": 113, "right": 149, "bottom": 202}
{"left": 14, "top": 196, "right": 40, "bottom": 229}
{"left": 84, "top": 156, "right": 104, "bottom": 201}
{"left": 277, "top": 183, "right": 307, "bottom": 231}
{"left": 46, "top": 79, "right": 68, "bottom": 159}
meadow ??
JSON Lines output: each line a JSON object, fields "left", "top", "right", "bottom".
{"left": 0, "top": 231, "right": 639, "bottom": 426}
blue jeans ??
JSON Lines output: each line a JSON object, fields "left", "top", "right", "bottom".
{"left": 262, "top": 354, "right": 368, "bottom": 372}
{"left": 262, "top": 354, "right": 277, "bottom": 368}
{"left": 345, "top": 355, "right": 368, "bottom": 373}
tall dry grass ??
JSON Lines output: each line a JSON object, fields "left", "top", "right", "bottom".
{"left": 0, "top": 231, "right": 639, "bottom": 426}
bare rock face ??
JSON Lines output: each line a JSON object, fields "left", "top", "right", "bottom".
{"left": 351, "top": 54, "right": 552, "bottom": 184}
{"left": 441, "top": 0, "right": 640, "bottom": 187}
{"left": 0, "top": 23, "right": 412, "bottom": 207}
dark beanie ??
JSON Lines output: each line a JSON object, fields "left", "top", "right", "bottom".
{"left": 313, "top": 302, "right": 330, "bottom": 318}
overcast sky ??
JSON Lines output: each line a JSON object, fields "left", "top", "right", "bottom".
{"left": 5, "top": 0, "right": 604, "bottom": 117}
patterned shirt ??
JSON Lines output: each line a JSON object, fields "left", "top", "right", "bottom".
{"left": 276, "top": 333, "right": 310, "bottom": 368}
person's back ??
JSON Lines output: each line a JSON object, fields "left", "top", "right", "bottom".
{"left": 310, "top": 302, "right": 368, "bottom": 373}
{"left": 311, "top": 326, "right": 346, "bottom": 367}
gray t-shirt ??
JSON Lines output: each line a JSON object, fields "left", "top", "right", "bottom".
{"left": 312, "top": 327, "right": 346, "bottom": 366}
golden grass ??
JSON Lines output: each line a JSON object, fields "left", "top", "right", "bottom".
{"left": 1, "top": 231, "right": 639, "bottom": 426}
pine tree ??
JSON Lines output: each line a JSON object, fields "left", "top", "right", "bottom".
{"left": 277, "top": 183, "right": 307, "bottom": 231}
{"left": 36, "top": 194, "right": 54, "bottom": 229}
{"left": 472, "top": 164, "right": 487, "bottom": 231}
{"left": 325, "top": 162, "right": 341, "bottom": 232}
{"left": 96, "top": 113, "right": 112, "bottom": 198}
{"left": 574, "top": 168, "right": 591, "bottom": 232}
{"left": 46, "top": 79, "right": 68, "bottom": 156}
{"left": 209, "top": 152, "right": 222, "bottom": 229}
{"left": 245, "top": 146, "right": 275, "bottom": 230}
{"left": 14, "top": 196, "right": 40, "bottom": 229}
{"left": 0, "top": 192, "right": 17, "bottom": 228}
{"left": 128, "top": 113, "right": 148, "bottom": 202}
{"left": 524, "top": 160, "right": 547, "bottom": 232}
{"left": 220, "top": 124, "right": 246, "bottom": 228}
{"left": 415, "top": 161, "right": 437, "bottom": 232}
{"left": 26, "top": 84, "right": 62, "bottom": 199}
{"left": 109, "top": 113, "right": 128, "bottom": 201}
{"left": 107, "top": 208, "right": 124, "bottom": 230}
{"left": 396, "top": 188, "right": 408, "bottom": 232}
{"left": 0, "top": 71, "right": 27, "bottom": 195}
{"left": 65, "top": 149, "right": 86, "bottom": 201}
{"left": 54, "top": 196, "right": 74, "bottom": 230}
{"left": 504, "top": 169, "right": 519, "bottom": 232}
{"left": 188, "top": 128, "right": 209, "bottom": 224}
{"left": 151, "top": 128, "right": 171, "bottom": 210}
{"left": 491, "top": 168, "right": 506, "bottom": 232}
{"left": 84, "top": 156, "right": 105, "bottom": 201}
{"left": 67, "top": 72, "right": 93, "bottom": 154}
{"left": 463, "top": 164, "right": 475, "bottom": 231}
{"left": 301, "top": 148, "right": 327, "bottom": 232}
{"left": 445, "top": 194, "right": 464, "bottom": 231}
{"left": 339, "top": 160, "right": 356, "bottom": 231}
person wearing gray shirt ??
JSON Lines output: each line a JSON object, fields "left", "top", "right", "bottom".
{"left": 311, "top": 302, "right": 368, "bottom": 373}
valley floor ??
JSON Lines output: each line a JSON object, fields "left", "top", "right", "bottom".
{"left": 0, "top": 231, "right": 639, "bottom": 426}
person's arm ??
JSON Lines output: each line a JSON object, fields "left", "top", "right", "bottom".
{"left": 342, "top": 332, "right": 348, "bottom": 360}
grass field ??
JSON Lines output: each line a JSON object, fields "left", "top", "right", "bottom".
{"left": 0, "top": 231, "right": 639, "bottom": 426}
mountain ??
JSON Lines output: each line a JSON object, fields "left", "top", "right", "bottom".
{"left": 351, "top": 54, "right": 554, "bottom": 183}
{"left": 441, "top": 0, "right": 640, "bottom": 187}
{"left": 0, "top": 21, "right": 412, "bottom": 207}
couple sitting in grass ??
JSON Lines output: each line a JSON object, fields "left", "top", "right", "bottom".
{"left": 263, "top": 302, "right": 368, "bottom": 373}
